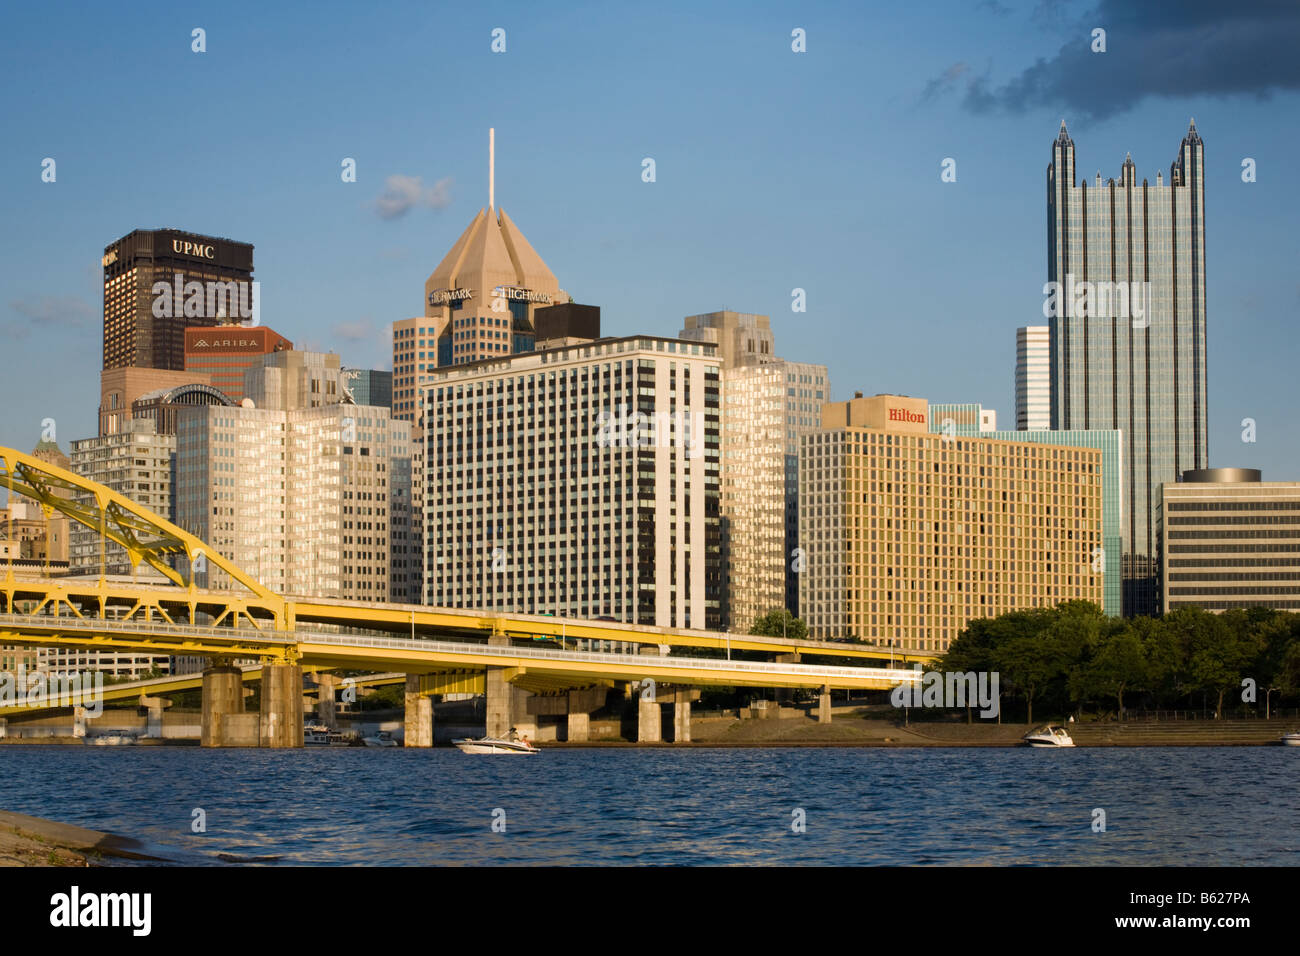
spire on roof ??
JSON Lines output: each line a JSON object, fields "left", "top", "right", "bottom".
{"left": 1184, "top": 118, "right": 1202, "bottom": 144}
{"left": 1056, "top": 119, "right": 1072, "bottom": 144}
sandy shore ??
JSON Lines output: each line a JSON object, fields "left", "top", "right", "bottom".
{"left": 0, "top": 811, "right": 166, "bottom": 867}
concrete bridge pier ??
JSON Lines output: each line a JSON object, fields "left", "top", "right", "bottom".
{"left": 316, "top": 672, "right": 338, "bottom": 729}
{"left": 404, "top": 675, "right": 433, "bottom": 747}
{"left": 260, "top": 663, "right": 304, "bottom": 748}
{"left": 484, "top": 636, "right": 536, "bottom": 740}
{"left": 673, "top": 698, "right": 691, "bottom": 743}
{"left": 139, "top": 695, "right": 168, "bottom": 738}
{"left": 818, "top": 684, "right": 832, "bottom": 724}
{"left": 564, "top": 686, "right": 608, "bottom": 742}
{"left": 72, "top": 706, "right": 87, "bottom": 738}
{"left": 201, "top": 664, "right": 249, "bottom": 747}
{"left": 0, "top": 718, "right": 6, "bottom": 738}
{"left": 637, "top": 692, "right": 662, "bottom": 743}
{"left": 775, "top": 654, "right": 800, "bottom": 704}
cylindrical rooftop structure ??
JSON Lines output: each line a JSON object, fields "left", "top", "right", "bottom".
{"left": 1181, "top": 467, "right": 1262, "bottom": 483}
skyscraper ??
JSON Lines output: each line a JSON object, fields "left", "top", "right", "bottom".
{"left": 679, "top": 311, "right": 829, "bottom": 626}
{"left": 1015, "top": 325, "right": 1051, "bottom": 430}
{"left": 800, "top": 394, "right": 1104, "bottom": 651}
{"left": 1047, "top": 120, "right": 1208, "bottom": 615}
{"left": 102, "top": 229, "right": 254, "bottom": 372}
{"left": 175, "top": 351, "right": 415, "bottom": 603}
{"left": 423, "top": 335, "right": 721, "bottom": 629}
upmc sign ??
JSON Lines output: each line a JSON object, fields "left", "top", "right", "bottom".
{"left": 171, "top": 238, "right": 215, "bottom": 259}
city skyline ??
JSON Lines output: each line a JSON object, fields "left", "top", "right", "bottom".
{"left": 2, "top": 2, "right": 1298, "bottom": 482}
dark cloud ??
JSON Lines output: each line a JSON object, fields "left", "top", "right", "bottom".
{"left": 935, "top": 0, "right": 1300, "bottom": 120}
{"left": 921, "top": 62, "right": 971, "bottom": 103}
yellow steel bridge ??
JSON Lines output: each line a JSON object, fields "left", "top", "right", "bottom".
{"left": 0, "top": 445, "right": 931, "bottom": 695}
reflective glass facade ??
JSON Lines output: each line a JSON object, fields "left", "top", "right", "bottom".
{"left": 1048, "top": 122, "right": 1208, "bottom": 615}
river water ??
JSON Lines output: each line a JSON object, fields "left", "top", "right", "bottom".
{"left": 1, "top": 746, "right": 1295, "bottom": 865}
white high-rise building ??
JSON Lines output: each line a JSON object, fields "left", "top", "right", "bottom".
{"left": 423, "top": 335, "right": 722, "bottom": 629}
{"left": 680, "top": 311, "right": 829, "bottom": 627}
{"left": 68, "top": 418, "right": 175, "bottom": 578}
{"left": 1016, "top": 325, "right": 1051, "bottom": 430}
{"left": 175, "top": 351, "right": 415, "bottom": 603}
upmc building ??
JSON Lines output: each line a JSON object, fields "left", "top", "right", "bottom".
{"left": 102, "top": 228, "right": 254, "bottom": 371}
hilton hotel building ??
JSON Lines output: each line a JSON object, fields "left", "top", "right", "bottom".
{"left": 102, "top": 228, "right": 254, "bottom": 372}
{"left": 423, "top": 335, "right": 722, "bottom": 629}
{"left": 800, "top": 394, "right": 1103, "bottom": 652}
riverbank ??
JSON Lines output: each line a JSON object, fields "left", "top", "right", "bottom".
{"left": 0, "top": 810, "right": 169, "bottom": 867}
{"left": 559, "top": 714, "right": 1296, "bottom": 747}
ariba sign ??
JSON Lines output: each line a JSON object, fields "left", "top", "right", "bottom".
{"left": 187, "top": 333, "right": 265, "bottom": 352}
{"left": 888, "top": 407, "right": 925, "bottom": 424}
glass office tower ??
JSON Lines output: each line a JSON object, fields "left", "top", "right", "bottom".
{"left": 1047, "top": 121, "right": 1208, "bottom": 615}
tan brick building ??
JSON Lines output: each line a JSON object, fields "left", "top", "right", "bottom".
{"left": 799, "top": 394, "right": 1104, "bottom": 652}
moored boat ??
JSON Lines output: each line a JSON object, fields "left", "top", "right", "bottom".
{"left": 452, "top": 734, "right": 539, "bottom": 754}
{"left": 1282, "top": 732, "right": 1300, "bottom": 747}
{"left": 1023, "top": 724, "right": 1076, "bottom": 748}
{"left": 362, "top": 730, "right": 399, "bottom": 748}
{"left": 84, "top": 733, "right": 138, "bottom": 746}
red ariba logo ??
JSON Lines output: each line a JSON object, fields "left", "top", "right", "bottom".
{"left": 889, "top": 408, "right": 925, "bottom": 423}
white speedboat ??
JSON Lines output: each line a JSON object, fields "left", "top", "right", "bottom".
{"left": 1023, "top": 724, "right": 1076, "bottom": 748}
{"left": 1282, "top": 732, "right": 1300, "bottom": 747}
{"left": 452, "top": 736, "right": 540, "bottom": 754}
{"left": 362, "top": 731, "right": 399, "bottom": 748}
{"left": 85, "top": 733, "right": 137, "bottom": 746}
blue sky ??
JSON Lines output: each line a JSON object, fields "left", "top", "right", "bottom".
{"left": 2, "top": 0, "right": 1298, "bottom": 477}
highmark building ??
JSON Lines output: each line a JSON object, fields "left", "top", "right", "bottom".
{"left": 392, "top": 203, "right": 568, "bottom": 424}
{"left": 1048, "top": 121, "right": 1208, "bottom": 616}
{"left": 800, "top": 394, "right": 1104, "bottom": 652}
{"left": 423, "top": 334, "right": 722, "bottom": 630}
{"left": 928, "top": 403, "right": 1122, "bottom": 617}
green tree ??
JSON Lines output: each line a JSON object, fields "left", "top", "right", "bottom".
{"left": 1078, "top": 623, "right": 1146, "bottom": 719}
{"left": 1170, "top": 607, "right": 1259, "bottom": 718}
{"left": 750, "top": 608, "right": 807, "bottom": 640}
{"left": 989, "top": 607, "right": 1058, "bottom": 724}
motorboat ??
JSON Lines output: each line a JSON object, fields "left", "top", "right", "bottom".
{"left": 362, "top": 730, "right": 399, "bottom": 748}
{"left": 84, "top": 733, "right": 138, "bottom": 746}
{"left": 452, "top": 735, "right": 540, "bottom": 754}
{"left": 1282, "top": 732, "right": 1300, "bottom": 747}
{"left": 304, "top": 725, "right": 353, "bottom": 747}
{"left": 1023, "top": 724, "right": 1076, "bottom": 748}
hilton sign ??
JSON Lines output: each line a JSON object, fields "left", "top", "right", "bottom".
{"left": 888, "top": 408, "right": 926, "bottom": 424}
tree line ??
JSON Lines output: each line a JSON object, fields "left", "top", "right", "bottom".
{"left": 935, "top": 601, "right": 1300, "bottom": 723}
